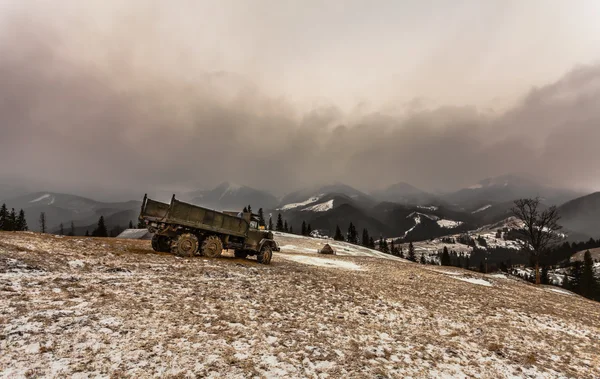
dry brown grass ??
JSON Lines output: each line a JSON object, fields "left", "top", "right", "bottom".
{"left": 1, "top": 231, "right": 599, "bottom": 378}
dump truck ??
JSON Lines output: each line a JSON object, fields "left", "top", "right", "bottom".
{"left": 139, "top": 194, "right": 279, "bottom": 264}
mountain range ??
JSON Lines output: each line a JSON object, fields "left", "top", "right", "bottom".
{"left": 1, "top": 175, "right": 597, "bottom": 241}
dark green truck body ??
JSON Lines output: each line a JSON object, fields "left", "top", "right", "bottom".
{"left": 139, "top": 194, "right": 278, "bottom": 264}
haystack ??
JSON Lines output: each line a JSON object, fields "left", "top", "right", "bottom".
{"left": 319, "top": 243, "right": 336, "bottom": 255}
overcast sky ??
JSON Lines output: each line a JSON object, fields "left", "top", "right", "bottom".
{"left": 1, "top": 0, "right": 600, "bottom": 199}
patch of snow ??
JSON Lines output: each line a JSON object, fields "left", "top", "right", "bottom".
{"left": 302, "top": 199, "right": 333, "bottom": 212}
{"left": 279, "top": 195, "right": 322, "bottom": 211}
{"left": 417, "top": 205, "right": 438, "bottom": 211}
{"left": 490, "top": 273, "right": 508, "bottom": 279}
{"left": 548, "top": 288, "right": 572, "bottom": 296}
{"left": 453, "top": 277, "right": 492, "bottom": 287}
{"left": 218, "top": 182, "right": 242, "bottom": 200}
{"left": 407, "top": 212, "right": 438, "bottom": 221}
{"left": 468, "top": 184, "right": 483, "bottom": 189}
{"left": 68, "top": 260, "right": 84, "bottom": 268}
{"left": 30, "top": 194, "right": 51, "bottom": 203}
{"left": 437, "top": 219, "right": 463, "bottom": 228}
{"left": 279, "top": 255, "right": 364, "bottom": 271}
{"left": 472, "top": 204, "right": 492, "bottom": 214}
{"left": 432, "top": 270, "right": 462, "bottom": 276}
{"left": 402, "top": 214, "right": 425, "bottom": 238}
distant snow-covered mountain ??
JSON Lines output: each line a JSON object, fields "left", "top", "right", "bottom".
{"left": 1, "top": 192, "right": 140, "bottom": 232}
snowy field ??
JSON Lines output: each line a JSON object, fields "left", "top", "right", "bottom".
{"left": 1, "top": 232, "right": 600, "bottom": 378}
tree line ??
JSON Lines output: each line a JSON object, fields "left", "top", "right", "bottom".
{"left": 0, "top": 204, "right": 28, "bottom": 231}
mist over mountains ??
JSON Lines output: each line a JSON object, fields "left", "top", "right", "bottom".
{"left": 2, "top": 174, "right": 597, "bottom": 242}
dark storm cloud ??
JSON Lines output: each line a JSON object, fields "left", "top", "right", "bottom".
{"left": 0, "top": 2, "right": 599, "bottom": 200}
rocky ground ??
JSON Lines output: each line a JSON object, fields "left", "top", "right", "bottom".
{"left": 1, "top": 231, "right": 599, "bottom": 378}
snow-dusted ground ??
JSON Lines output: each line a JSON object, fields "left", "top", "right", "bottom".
{"left": 273, "top": 232, "right": 406, "bottom": 261}
{"left": 1, "top": 232, "right": 600, "bottom": 378}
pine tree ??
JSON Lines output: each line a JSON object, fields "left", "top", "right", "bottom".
{"left": 580, "top": 251, "right": 598, "bottom": 299}
{"left": 420, "top": 254, "right": 426, "bottom": 264}
{"left": 540, "top": 266, "right": 549, "bottom": 285}
{"left": 85, "top": 230, "right": 90, "bottom": 237}
{"left": 562, "top": 274, "right": 571, "bottom": 291}
{"left": 307, "top": 224, "right": 312, "bottom": 235}
{"left": 284, "top": 220, "right": 289, "bottom": 233}
{"left": 247, "top": 205, "right": 252, "bottom": 214}
{"left": 479, "top": 261, "right": 485, "bottom": 273}
{"left": 347, "top": 222, "right": 358, "bottom": 244}
{"left": 7, "top": 208, "right": 16, "bottom": 231}
{"left": 39, "top": 212, "right": 47, "bottom": 233}
{"left": 129, "top": 220, "right": 134, "bottom": 229}
{"left": 408, "top": 242, "right": 416, "bottom": 262}
{"left": 69, "top": 221, "right": 75, "bottom": 236}
{"left": 243, "top": 206, "right": 248, "bottom": 213}
{"left": 465, "top": 255, "right": 470, "bottom": 270}
{"left": 390, "top": 239, "right": 396, "bottom": 256}
{"left": 571, "top": 261, "right": 583, "bottom": 293}
{"left": 441, "top": 246, "right": 451, "bottom": 266}
{"left": 0, "top": 203, "right": 7, "bottom": 230}
{"left": 334, "top": 225, "right": 344, "bottom": 241}
{"left": 276, "top": 213, "right": 284, "bottom": 232}
{"left": 289, "top": 225, "right": 293, "bottom": 234}
{"left": 301, "top": 221, "right": 307, "bottom": 236}
{"left": 361, "top": 229, "right": 370, "bottom": 247}
{"left": 93, "top": 216, "right": 108, "bottom": 237}
{"left": 59, "top": 223, "right": 64, "bottom": 235}
{"left": 398, "top": 246, "right": 404, "bottom": 259}
{"left": 16, "top": 209, "right": 27, "bottom": 231}
{"left": 368, "top": 236, "right": 375, "bottom": 249}
{"left": 258, "top": 208, "right": 265, "bottom": 227}
{"left": 268, "top": 216, "right": 273, "bottom": 231}
{"left": 138, "top": 219, "right": 145, "bottom": 228}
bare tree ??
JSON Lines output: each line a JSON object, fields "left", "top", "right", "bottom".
{"left": 511, "top": 197, "right": 562, "bottom": 284}
{"left": 39, "top": 212, "right": 47, "bottom": 233}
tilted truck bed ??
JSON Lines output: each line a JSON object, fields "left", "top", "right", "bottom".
{"left": 139, "top": 196, "right": 170, "bottom": 222}
{"left": 141, "top": 195, "right": 249, "bottom": 238}
{"left": 166, "top": 198, "right": 249, "bottom": 237}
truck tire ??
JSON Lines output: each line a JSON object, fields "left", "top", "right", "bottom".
{"left": 234, "top": 250, "right": 248, "bottom": 259}
{"left": 152, "top": 235, "right": 171, "bottom": 252}
{"left": 257, "top": 245, "right": 272, "bottom": 265}
{"left": 171, "top": 233, "right": 199, "bottom": 257}
{"left": 151, "top": 235, "right": 161, "bottom": 252}
{"left": 202, "top": 235, "right": 223, "bottom": 258}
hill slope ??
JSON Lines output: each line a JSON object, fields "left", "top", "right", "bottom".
{"left": 1, "top": 192, "right": 140, "bottom": 232}
{"left": 1, "top": 232, "right": 599, "bottom": 378}
{"left": 558, "top": 192, "right": 600, "bottom": 239}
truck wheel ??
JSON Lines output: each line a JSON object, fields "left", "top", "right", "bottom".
{"left": 171, "top": 233, "right": 199, "bottom": 257}
{"left": 202, "top": 235, "right": 223, "bottom": 258}
{"left": 234, "top": 250, "right": 248, "bottom": 259}
{"left": 159, "top": 237, "right": 172, "bottom": 252}
{"left": 152, "top": 235, "right": 171, "bottom": 252}
{"left": 151, "top": 235, "right": 161, "bottom": 252}
{"left": 257, "top": 246, "right": 272, "bottom": 265}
